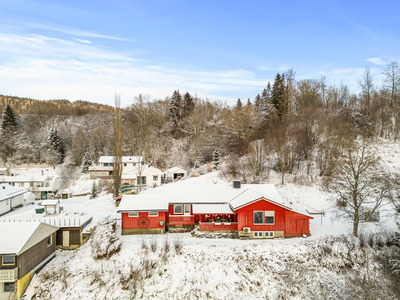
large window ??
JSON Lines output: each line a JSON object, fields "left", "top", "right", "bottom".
{"left": 4, "top": 282, "right": 15, "bottom": 292}
{"left": 254, "top": 211, "right": 263, "bottom": 224}
{"left": 137, "top": 176, "right": 146, "bottom": 185}
{"left": 254, "top": 211, "right": 275, "bottom": 225}
{"left": 174, "top": 205, "right": 183, "bottom": 214}
{"left": 2, "top": 256, "right": 15, "bottom": 265}
{"left": 264, "top": 211, "right": 275, "bottom": 225}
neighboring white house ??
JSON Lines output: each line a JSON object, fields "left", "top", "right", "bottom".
{"left": 0, "top": 175, "right": 60, "bottom": 200}
{"left": 89, "top": 156, "right": 143, "bottom": 179}
{"left": 23, "top": 192, "right": 35, "bottom": 206}
{"left": 121, "top": 164, "right": 163, "bottom": 188}
{"left": 0, "top": 168, "right": 8, "bottom": 176}
{"left": 0, "top": 184, "right": 27, "bottom": 216}
{"left": 165, "top": 167, "right": 187, "bottom": 182}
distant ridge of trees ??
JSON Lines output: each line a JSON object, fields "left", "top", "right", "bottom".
{"left": 0, "top": 95, "right": 114, "bottom": 116}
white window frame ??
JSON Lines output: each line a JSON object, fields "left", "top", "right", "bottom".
{"left": 253, "top": 211, "right": 264, "bottom": 225}
{"left": 174, "top": 204, "right": 183, "bottom": 214}
{"left": 264, "top": 211, "right": 275, "bottom": 225}
{"left": 253, "top": 231, "right": 263, "bottom": 238}
{"left": 2, "top": 255, "right": 15, "bottom": 265}
{"left": 149, "top": 212, "right": 158, "bottom": 217}
{"left": 264, "top": 231, "right": 274, "bottom": 238}
{"left": 184, "top": 204, "right": 191, "bottom": 215}
{"left": 129, "top": 213, "right": 138, "bottom": 217}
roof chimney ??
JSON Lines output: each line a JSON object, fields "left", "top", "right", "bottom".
{"left": 233, "top": 180, "right": 241, "bottom": 189}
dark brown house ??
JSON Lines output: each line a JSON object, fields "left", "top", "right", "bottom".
{"left": 0, "top": 222, "right": 58, "bottom": 300}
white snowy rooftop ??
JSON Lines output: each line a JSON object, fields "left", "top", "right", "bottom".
{"left": 0, "top": 175, "right": 52, "bottom": 183}
{"left": 98, "top": 156, "right": 143, "bottom": 163}
{"left": 229, "top": 186, "right": 287, "bottom": 210}
{"left": 166, "top": 166, "right": 186, "bottom": 173}
{"left": 122, "top": 164, "right": 163, "bottom": 175}
{"left": 118, "top": 195, "right": 169, "bottom": 212}
{"left": 0, "top": 184, "right": 26, "bottom": 201}
{"left": 41, "top": 199, "right": 59, "bottom": 206}
{"left": 0, "top": 222, "right": 58, "bottom": 255}
{"left": 192, "top": 204, "right": 234, "bottom": 214}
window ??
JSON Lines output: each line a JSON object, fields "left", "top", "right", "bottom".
{"left": 124, "top": 163, "right": 127, "bottom": 166}
{"left": 5, "top": 199, "right": 8, "bottom": 205}
{"left": 264, "top": 211, "right": 275, "bottom": 225}
{"left": 149, "top": 212, "right": 158, "bottom": 217}
{"left": 30, "top": 182, "right": 33, "bottom": 186}
{"left": 104, "top": 163, "right": 109, "bottom": 167}
{"left": 264, "top": 231, "right": 274, "bottom": 238}
{"left": 137, "top": 176, "right": 146, "bottom": 185}
{"left": 109, "top": 163, "right": 113, "bottom": 167}
{"left": 47, "top": 235, "right": 52, "bottom": 247}
{"left": 153, "top": 176, "right": 158, "bottom": 181}
{"left": 129, "top": 213, "right": 138, "bottom": 217}
{"left": 174, "top": 205, "right": 183, "bottom": 214}
{"left": 2, "top": 256, "right": 15, "bottom": 265}
{"left": 254, "top": 211, "right": 263, "bottom": 224}
{"left": 254, "top": 231, "right": 263, "bottom": 238}
{"left": 184, "top": 204, "right": 190, "bottom": 215}
{"left": 4, "top": 282, "right": 15, "bottom": 292}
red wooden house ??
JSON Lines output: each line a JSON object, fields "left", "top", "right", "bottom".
{"left": 118, "top": 183, "right": 313, "bottom": 238}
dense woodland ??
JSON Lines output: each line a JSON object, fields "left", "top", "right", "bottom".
{"left": 1, "top": 62, "right": 400, "bottom": 182}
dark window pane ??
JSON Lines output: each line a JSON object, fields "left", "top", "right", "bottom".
{"left": 254, "top": 212, "right": 263, "bottom": 224}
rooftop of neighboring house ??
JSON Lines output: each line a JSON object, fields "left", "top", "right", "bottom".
{"left": 122, "top": 164, "right": 163, "bottom": 176}
{"left": 0, "top": 174, "right": 53, "bottom": 183}
{"left": 98, "top": 156, "right": 143, "bottom": 164}
{"left": 166, "top": 166, "right": 186, "bottom": 173}
{"left": 0, "top": 222, "right": 58, "bottom": 255}
{"left": 0, "top": 183, "right": 27, "bottom": 202}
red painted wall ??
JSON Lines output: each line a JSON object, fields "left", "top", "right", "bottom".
{"left": 122, "top": 212, "right": 166, "bottom": 229}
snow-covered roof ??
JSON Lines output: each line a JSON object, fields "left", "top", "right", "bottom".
{"left": 229, "top": 185, "right": 288, "bottom": 210}
{"left": 122, "top": 164, "right": 163, "bottom": 175}
{"left": 166, "top": 167, "right": 186, "bottom": 174}
{"left": 0, "top": 167, "right": 7, "bottom": 171}
{"left": 192, "top": 204, "right": 234, "bottom": 214}
{"left": 0, "top": 175, "right": 52, "bottom": 183}
{"left": 117, "top": 195, "right": 169, "bottom": 212}
{"left": 0, "top": 222, "right": 58, "bottom": 255}
{"left": 23, "top": 192, "right": 35, "bottom": 200}
{"left": 41, "top": 199, "right": 59, "bottom": 206}
{"left": 0, "top": 184, "right": 26, "bottom": 201}
{"left": 60, "top": 188, "right": 71, "bottom": 194}
{"left": 98, "top": 156, "right": 143, "bottom": 163}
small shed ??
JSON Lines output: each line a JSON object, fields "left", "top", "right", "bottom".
{"left": 58, "top": 189, "right": 72, "bottom": 199}
{"left": 166, "top": 167, "right": 187, "bottom": 181}
{"left": 40, "top": 199, "right": 60, "bottom": 214}
{"left": 23, "top": 192, "right": 35, "bottom": 205}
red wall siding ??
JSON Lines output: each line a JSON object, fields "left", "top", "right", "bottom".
{"left": 122, "top": 212, "right": 166, "bottom": 229}
{"left": 236, "top": 200, "right": 286, "bottom": 231}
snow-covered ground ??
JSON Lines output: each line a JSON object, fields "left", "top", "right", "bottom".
{"left": 2, "top": 141, "right": 400, "bottom": 299}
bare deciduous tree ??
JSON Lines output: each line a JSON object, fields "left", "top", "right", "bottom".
{"left": 113, "top": 93, "right": 123, "bottom": 197}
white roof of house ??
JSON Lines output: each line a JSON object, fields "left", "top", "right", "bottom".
{"left": 98, "top": 156, "right": 143, "bottom": 163}
{"left": 0, "top": 175, "right": 52, "bottom": 183}
{"left": 60, "top": 188, "right": 71, "bottom": 194}
{"left": 229, "top": 185, "right": 287, "bottom": 210}
{"left": 118, "top": 195, "right": 169, "bottom": 212}
{"left": 122, "top": 164, "right": 163, "bottom": 176}
{"left": 0, "top": 184, "right": 27, "bottom": 202}
{"left": 0, "top": 167, "right": 7, "bottom": 171}
{"left": 41, "top": 199, "right": 59, "bottom": 206}
{"left": 166, "top": 167, "right": 186, "bottom": 174}
{"left": 0, "top": 222, "right": 58, "bottom": 255}
{"left": 192, "top": 204, "right": 234, "bottom": 214}
{"left": 23, "top": 192, "right": 35, "bottom": 200}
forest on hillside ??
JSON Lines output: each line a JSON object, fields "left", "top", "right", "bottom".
{"left": 1, "top": 62, "right": 400, "bottom": 183}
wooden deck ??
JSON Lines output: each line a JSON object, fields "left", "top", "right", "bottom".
{"left": 199, "top": 222, "right": 238, "bottom": 231}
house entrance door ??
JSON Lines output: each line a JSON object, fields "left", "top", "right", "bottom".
{"left": 184, "top": 204, "right": 190, "bottom": 215}
{"left": 63, "top": 231, "right": 70, "bottom": 247}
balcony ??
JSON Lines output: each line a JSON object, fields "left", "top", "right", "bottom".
{"left": 0, "top": 267, "right": 18, "bottom": 282}
{"left": 199, "top": 222, "right": 238, "bottom": 231}
{"left": 169, "top": 215, "right": 195, "bottom": 225}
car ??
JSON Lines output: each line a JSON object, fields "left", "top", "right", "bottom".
{"left": 120, "top": 187, "right": 139, "bottom": 195}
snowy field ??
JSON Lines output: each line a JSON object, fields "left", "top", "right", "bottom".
{"left": 2, "top": 141, "right": 400, "bottom": 299}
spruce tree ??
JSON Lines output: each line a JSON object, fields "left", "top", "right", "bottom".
{"left": 90, "top": 181, "right": 99, "bottom": 199}
{"left": 169, "top": 90, "right": 182, "bottom": 125}
{"left": 271, "top": 73, "right": 288, "bottom": 118}
{"left": 82, "top": 152, "right": 93, "bottom": 174}
{"left": 182, "top": 92, "right": 195, "bottom": 117}
{"left": 254, "top": 94, "right": 262, "bottom": 110}
{"left": 0, "top": 105, "right": 18, "bottom": 133}
{"left": 246, "top": 98, "right": 252, "bottom": 106}
{"left": 236, "top": 98, "right": 242, "bottom": 108}
{"left": 212, "top": 148, "right": 220, "bottom": 170}
{"left": 47, "top": 128, "right": 64, "bottom": 165}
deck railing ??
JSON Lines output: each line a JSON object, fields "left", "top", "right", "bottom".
{"left": 169, "top": 215, "right": 195, "bottom": 225}
{"left": 199, "top": 222, "right": 238, "bottom": 231}
{"left": 0, "top": 267, "right": 18, "bottom": 282}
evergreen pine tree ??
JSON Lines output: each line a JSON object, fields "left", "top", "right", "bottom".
{"left": 169, "top": 90, "right": 182, "bottom": 125}
{"left": 47, "top": 128, "right": 64, "bottom": 165}
{"left": 246, "top": 98, "right": 252, "bottom": 106}
{"left": 212, "top": 148, "right": 220, "bottom": 170}
{"left": 254, "top": 94, "right": 262, "bottom": 110}
{"left": 182, "top": 92, "right": 195, "bottom": 117}
{"left": 90, "top": 181, "right": 99, "bottom": 199}
{"left": 236, "top": 98, "right": 242, "bottom": 108}
{"left": 82, "top": 152, "right": 93, "bottom": 174}
{"left": 271, "top": 73, "right": 288, "bottom": 118}
{"left": 0, "top": 105, "right": 18, "bottom": 133}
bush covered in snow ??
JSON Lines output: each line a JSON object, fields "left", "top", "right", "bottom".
{"left": 90, "top": 219, "right": 121, "bottom": 259}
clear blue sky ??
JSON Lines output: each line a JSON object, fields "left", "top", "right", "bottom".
{"left": 0, "top": 0, "right": 399, "bottom": 107}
